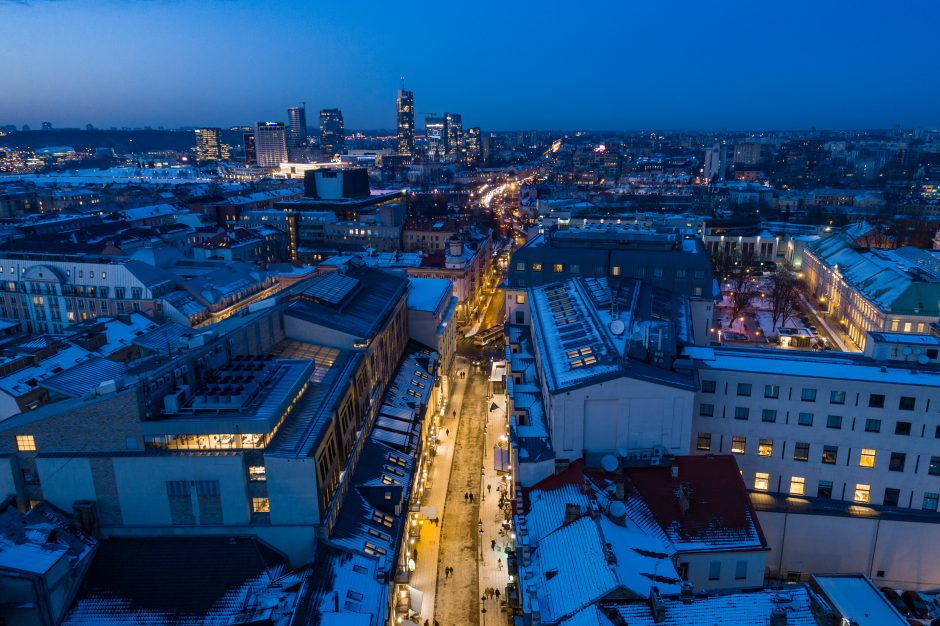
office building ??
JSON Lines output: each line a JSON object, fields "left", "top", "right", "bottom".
{"left": 255, "top": 122, "right": 288, "bottom": 168}
{"left": 425, "top": 116, "right": 445, "bottom": 161}
{"left": 243, "top": 131, "right": 256, "bottom": 165}
{"left": 703, "top": 143, "right": 721, "bottom": 181}
{"left": 464, "top": 126, "right": 481, "bottom": 165}
{"left": 396, "top": 89, "right": 415, "bottom": 157}
{"left": 286, "top": 105, "right": 307, "bottom": 162}
{"left": 193, "top": 127, "right": 224, "bottom": 162}
{"left": 444, "top": 112, "right": 462, "bottom": 157}
{"left": 319, "top": 108, "right": 345, "bottom": 156}
{"left": 733, "top": 141, "right": 761, "bottom": 166}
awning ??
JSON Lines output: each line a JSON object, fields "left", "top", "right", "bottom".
{"left": 407, "top": 586, "right": 424, "bottom": 613}
{"left": 494, "top": 446, "right": 510, "bottom": 472}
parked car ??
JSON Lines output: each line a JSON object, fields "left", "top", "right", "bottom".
{"left": 882, "top": 588, "right": 912, "bottom": 617}
{"left": 903, "top": 590, "right": 931, "bottom": 620}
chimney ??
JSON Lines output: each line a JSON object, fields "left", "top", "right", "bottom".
{"left": 679, "top": 582, "right": 694, "bottom": 604}
{"left": 648, "top": 586, "right": 666, "bottom": 623}
{"left": 769, "top": 607, "right": 788, "bottom": 626}
{"left": 563, "top": 503, "right": 580, "bottom": 525}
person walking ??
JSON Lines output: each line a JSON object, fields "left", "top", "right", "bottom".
{"left": 497, "top": 556, "right": 502, "bottom": 570}
{"left": 464, "top": 492, "right": 468, "bottom": 502}
{"left": 469, "top": 493, "right": 474, "bottom": 503}
{"left": 487, "top": 484, "right": 492, "bottom": 495}
{"left": 491, "top": 538, "right": 496, "bottom": 551}
{"left": 495, "top": 588, "right": 501, "bottom": 601}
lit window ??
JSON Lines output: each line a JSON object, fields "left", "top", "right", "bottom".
{"left": 859, "top": 449, "right": 876, "bottom": 468}
{"left": 553, "top": 264, "right": 563, "bottom": 273}
{"left": 248, "top": 466, "right": 267, "bottom": 481}
{"left": 754, "top": 472, "right": 770, "bottom": 491}
{"left": 531, "top": 263, "right": 542, "bottom": 272}
{"left": 515, "top": 294, "right": 525, "bottom": 304}
{"left": 696, "top": 432, "right": 712, "bottom": 451}
{"left": 731, "top": 436, "right": 746, "bottom": 454}
{"left": 251, "top": 498, "right": 270, "bottom": 513}
{"left": 854, "top": 484, "right": 871, "bottom": 504}
{"left": 758, "top": 439, "right": 773, "bottom": 457}
{"left": 789, "top": 476, "right": 805, "bottom": 496}
{"left": 611, "top": 266, "right": 621, "bottom": 276}
{"left": 16, "top": 435, "right": 36, "bottom": 451}
{"left": 822, "top": 445, "right": 838, "bottom": 464}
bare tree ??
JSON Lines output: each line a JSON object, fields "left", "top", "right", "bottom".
{"left": 713, "top": 246, "right": 759, "bottom": 321}
{"left": 767, "top": 268, "right": 801, "bottom": 331}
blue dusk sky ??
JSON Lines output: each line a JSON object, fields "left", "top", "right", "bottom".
{"left": 1, "top": 0, "right": 938, "bottom": 130}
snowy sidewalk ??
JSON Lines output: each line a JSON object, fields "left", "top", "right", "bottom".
{"left": 479, "top": 392, "right": 512, "bottom": 625}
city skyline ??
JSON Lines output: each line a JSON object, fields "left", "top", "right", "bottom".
{"left": 2, "top": 0, "right": 939, "bottom": 130}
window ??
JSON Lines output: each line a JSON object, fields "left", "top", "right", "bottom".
{"left": 899, "top": 396, "right": 915, "bottom": 411}
{"left": 869, "top": 394, "right": 885, "bottom": 408}
{"left": 762, "top": 409, "right": 777, "bottom": 423}
{"left": 889, "top": 453, "right": 906, "bottom": 472}
{"left": 817, "top": 480, "right": 833, "bottom": 499}
{"left": 830, "top": 390, "right": 846, "bottom": 405}
{"left": 822, "top": 445, "right": 838, "bottom": 464}
{"left": 737, "top": 383, "right": 752, "bottom": 397}
{"left": 895, "top": 421, "right": 912, "bottom": 436}
{"left": 515, "top": 294, "right": 525, "bottom": 304}
{"left": 731, "top": 436, "right": 746, "bottom": 454}
{"left": 794, "top": 442, "right": 810, "bottom": 461}
{"left": 677, "top": 562, "right": 689, "bottom": 581}
{"left": 789, "top": 476, "right": 806, "bottom": 496}
{"left": 570, "top": 264, "right": 580, "bottom": 274}
{"left": 924, "top": 492, "right": 940, "bottom": 512}
{"left": 701, "top": 379, "right": 716, "bottom": 393}
{"left": 801, "top": 388, "right": 817, "bottom": 402}
{"left": 699, "top": 403, "right": 715, "bottom": 417}
{"left": 758, "top": 439, "right": 773, "bottom": 457}
{"left": 248, "top": 466, "right": 267, "bottom": 481}
{"left": 764, "top": 384, "right": 780, "bottom": 399}
{"left": 734, "top": 560, "right": 748, "bottom": 580}
{"left": 884, "top": 488, "right": 901, "bottom": 507}
{"left": 826, "top": 415, "right": 843, "bottom": 429}
{"left": 251, "top": 498, "right": 270, "bottom": 513}
{"left": 531, "top": 263, "right": 542, "bottom": 272}
{"left": 734, "top": 406, "right": 749, "bottom": 420}
{"left": 865, "top": 419, "right": 881, "bottom": 433}
{"left": 754, "top": 472, "right": 770, "bottom": 491}
{"left": 859, "top": 448, "right": 876, "bottom": 468}
{"left": 15, "top": 435, "right": 36, "bottom": 451}
{"left": 708, "top": 561, "right": 721, "bottom": 581}
{"left": 553, "top": 264, "right": 563, "bottom": 273}
{"left": 929, "top": 456, "right": 940, "bottom": 476}
{"left": 854, "top": 484, "right": 871, "bottom": 504}
{"left": 515, "top": 262, "right": 525, "bottom": 271}
{"left": 798, "top": 412, "right": 814, "bottom": 426}
{"left": 611, "top": 266, "right": 621, "bottom": 276}
{"left": 696, "top": 432, "right": 712, "bottom": 451}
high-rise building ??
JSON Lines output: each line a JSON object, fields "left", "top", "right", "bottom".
{"left": 444, "top": 113, "right": 462, "bottom": 157}
{"left": 396, "top": 89, "right": 415, "bottom": 157}
{"left": 319, "top": 108, "right": 345, "bottom": 157}
{"left": 733, "top": 142, "right": 761, "bottom": 166}
{"left": 243, "top": 132, "right": 256, "bottom": 165}
{"left": 425, "top": 116, "right": 445, "bottom": 160}
{"left": 703, "top": 144, "right": 721, "bottom": 181}
{"left": 194, "top": 127, "right": 224, "bottom": 162}
{"left": 255, "top": 122, "right": 288, "bottom": 168}
{"left": 463, "top": 127, "right": 481, "bottom": 165}
{"left": 286, "top": 106, "right": 307, "bottom": 161}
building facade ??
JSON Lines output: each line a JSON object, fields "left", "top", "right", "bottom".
{"left": 255, "top": 122, "right": 288, "bottom": 169}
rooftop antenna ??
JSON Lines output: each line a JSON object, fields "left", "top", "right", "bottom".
{"left": 400, "top": 75, "right": 405, "bottom": 90}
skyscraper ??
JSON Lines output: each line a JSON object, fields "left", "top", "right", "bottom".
{"left": 425, "top": 116, "right": 445, "bottom": 161}
{"left": 319, "top": 108, "right": 345, "bottom": 157}
{"left": 444, "top": 112, "right": 462, "bottom": 157}
{"left": 287, "top": 105, "right": 307, "bottom": 161}
{"left": 396, "top": 88, "right": 415, "bottom": 157}
{"left": 194, "top": 127, "right": 224, "bottom": 162}
{"left": 464, "top": 126, "right": 481, "bottom": 165}
{"left": 243, "top": 132, "right": 256, "bottom": 165}
{"left": 255, "top": 122, "right": 288, "bottom": 168}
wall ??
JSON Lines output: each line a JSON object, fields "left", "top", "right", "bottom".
{"left": 680, "top": 550, "right": 766, "bottom": 591}
{"left": 759, "top": 509, "right": 940, "bottom": 590}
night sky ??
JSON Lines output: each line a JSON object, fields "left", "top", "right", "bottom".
{"left": 1, "top": 0, "right": 939, "bottom": 131}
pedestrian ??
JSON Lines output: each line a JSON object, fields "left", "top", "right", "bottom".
{"left": 487, "top": 484, "right": 492, "bottom": 494}
{"left": 446, "top": 428, "right": 449, "bottom": 437}
{"left": 469, "top": 493, "right": 474, "bottom": 503}
{"left": 491, "top": 538, "right": 496, "bottom": 550}
{"left": 464, "top": 492, "right": 468, "bottom": 502}
{"left": 495, "top": 588, "right": 501, "bottom": 600}
{"left": 453, "top": 410, "right": 456, "bottom": 419}
{"left": 424, "top": 619, "right": 429, "bottom": 626}
{"left": 497, "top": 556, "right": 502, "bottom": 570}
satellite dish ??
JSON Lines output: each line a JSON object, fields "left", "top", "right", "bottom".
{"left": 610, "top": 319, "right": 626, "bottom": 336}
{"left": 902, "top": 347, "right": 912, "bottom": 355}
{"left": 601, "top": 454, "right": 619, "bottom": 472}
{"left": 609, "top": 501, "right": 627, "bottom": 518}
{"left": 918, "top": 354, "right": 929, "bottom": 365}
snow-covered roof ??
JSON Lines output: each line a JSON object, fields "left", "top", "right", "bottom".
{"left": 407, "top": 277, "right": 450, "bottom": 312}
{"left": 812, "top": 574, "right": 907, "bottom": 626}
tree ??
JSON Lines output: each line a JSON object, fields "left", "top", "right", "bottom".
{"left": 713, "top": 246, "right": 759, "bottom": 322}
{"left": 767, "top": 267, "right": 801, "bottom": 332}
